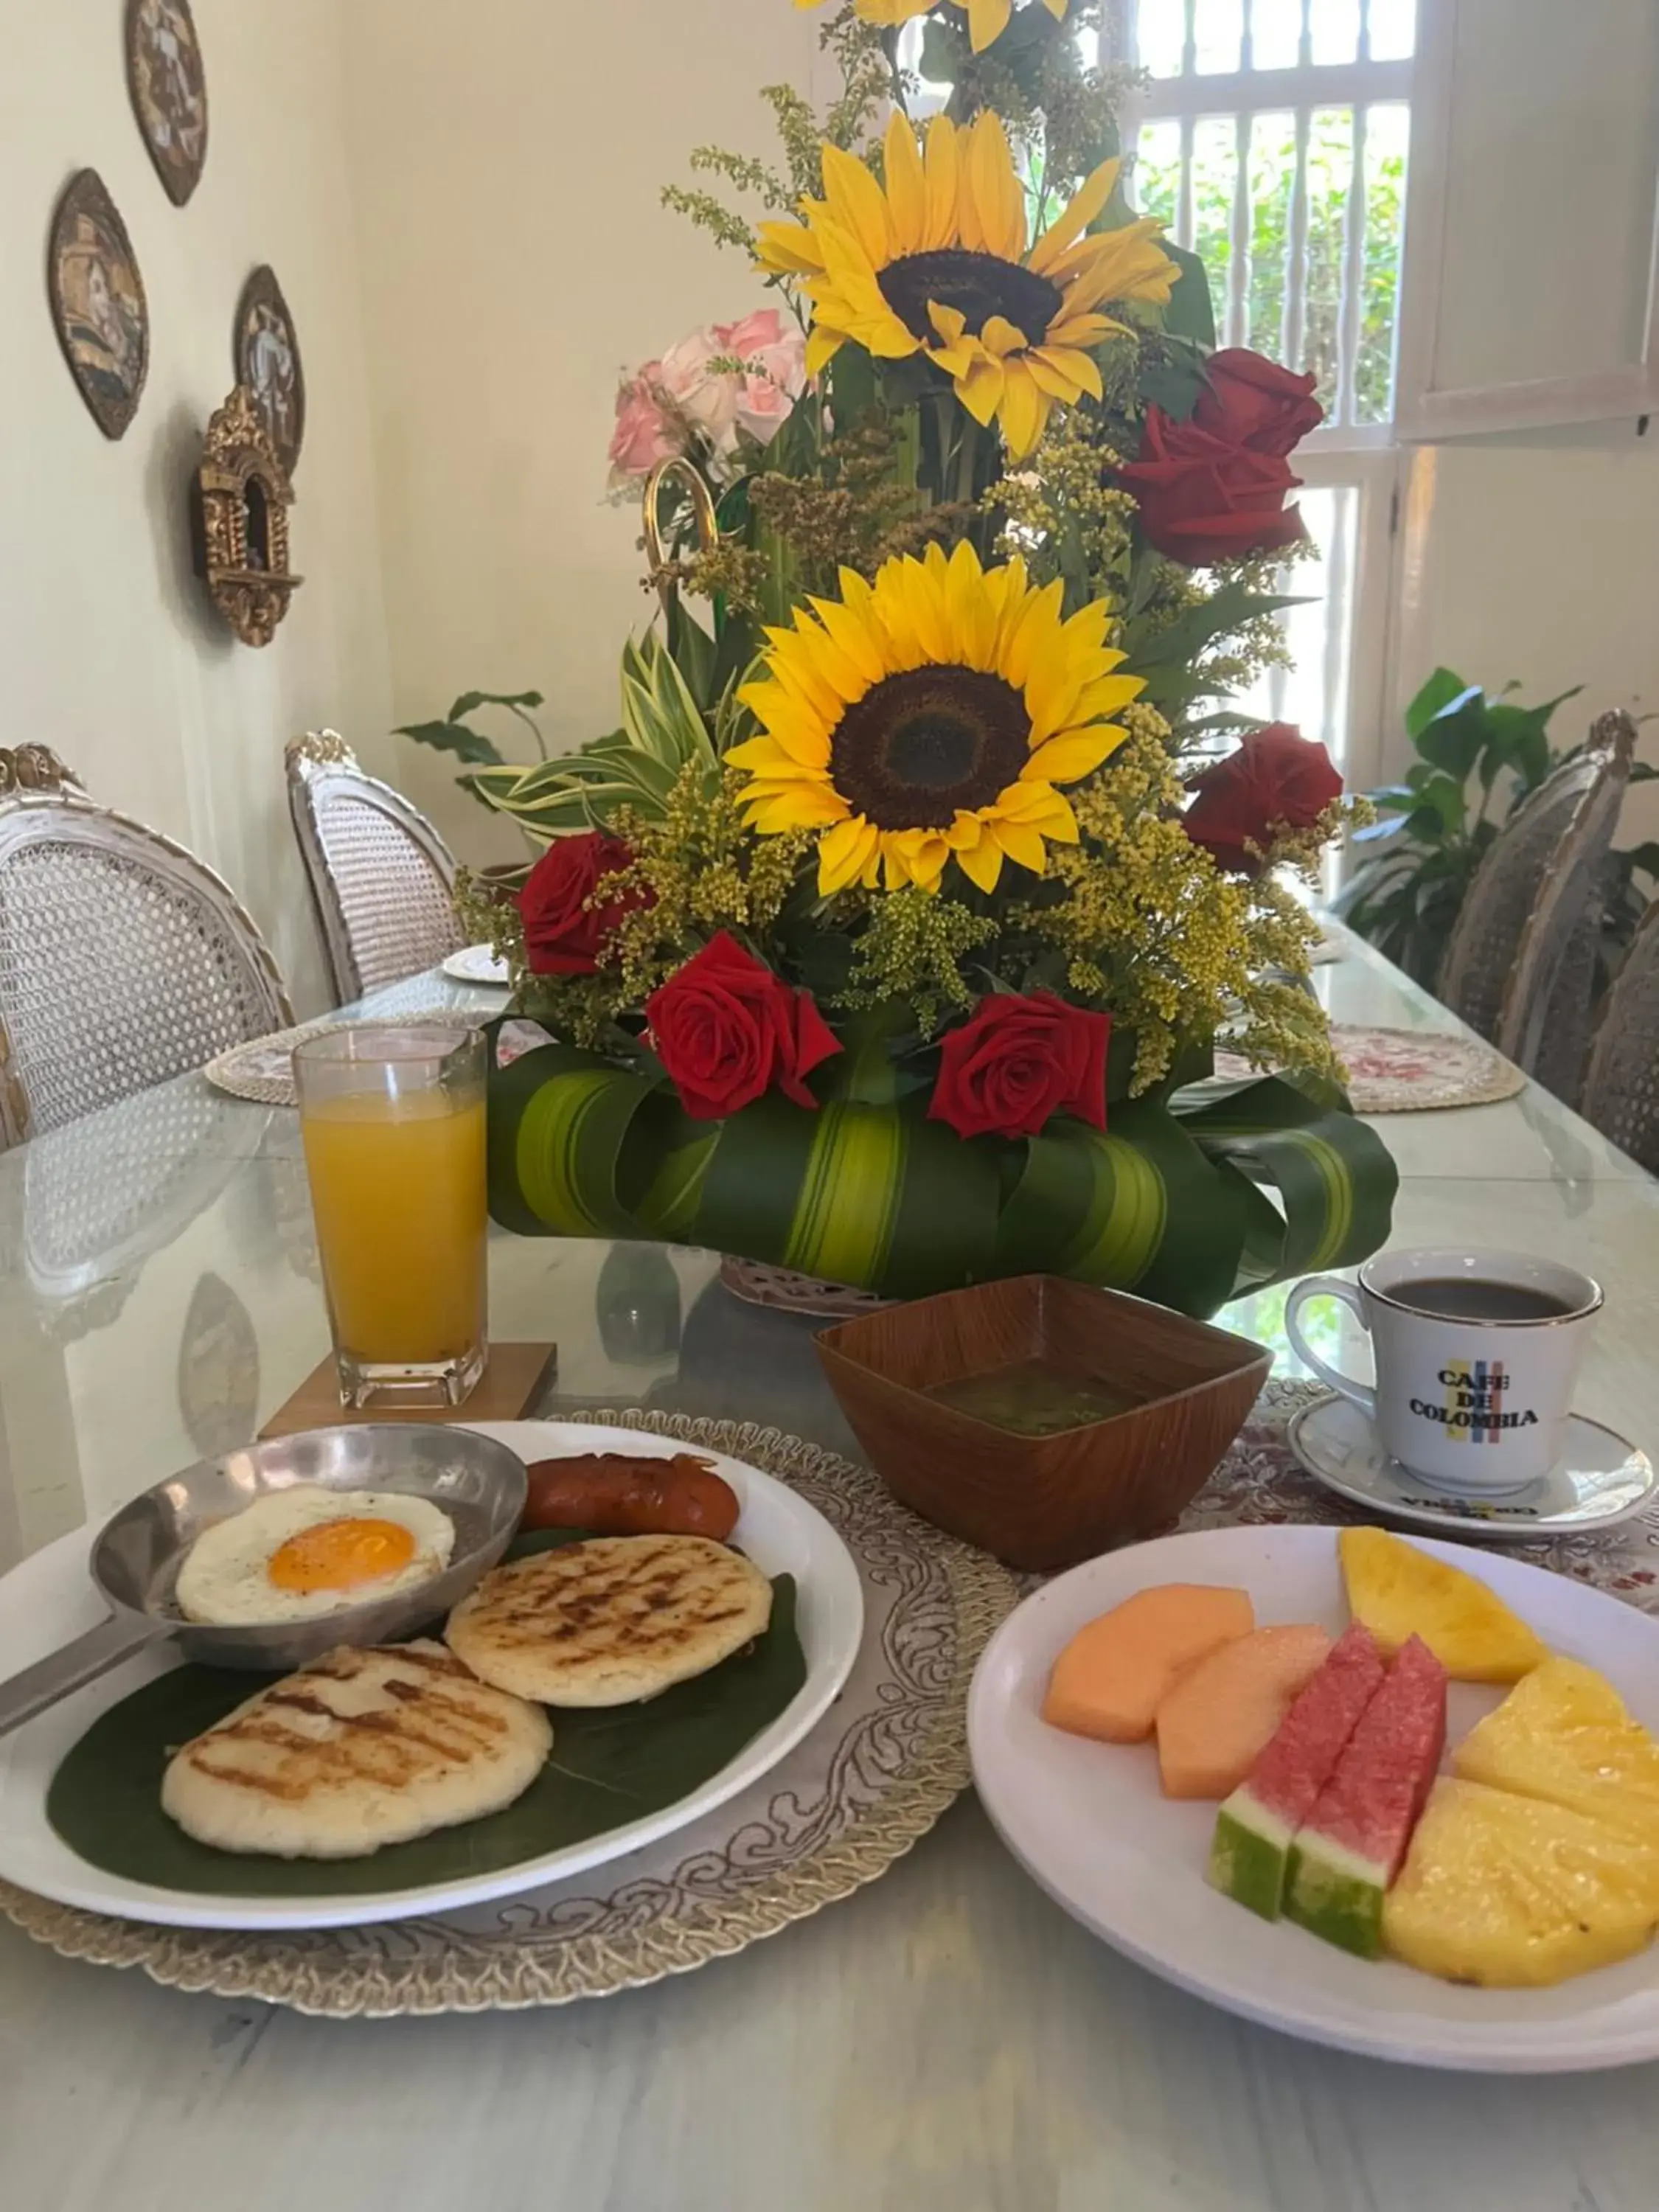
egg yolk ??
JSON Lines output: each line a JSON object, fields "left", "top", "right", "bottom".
{"left": 266, "top": 1516, "right": 418, "bottom": 1593}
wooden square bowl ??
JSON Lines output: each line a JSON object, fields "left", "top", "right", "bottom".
{"left": 815, "top": 1275, "right": 1271, "bottom": 1571}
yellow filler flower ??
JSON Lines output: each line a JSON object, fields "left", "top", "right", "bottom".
{"left": 795, "top": 0, "right": 1069, "bottom": 55}
{"left": 757, "top": 111, "right": 1175, "bottom": 459}
{"left": 728, "top": 540, "right": 1144, "bottom": 896}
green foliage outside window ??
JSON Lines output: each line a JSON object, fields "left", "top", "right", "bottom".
{"left": 1133, "top": 107, "right": 1408, "bottom": 425}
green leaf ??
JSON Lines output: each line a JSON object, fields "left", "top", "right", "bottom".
{"left": 666, "top": 598, "right": 718, "bottom": 709}
{"left": 1175, "top": 1075, "right": 1400, "bottom": 1277}
{"left": 1139, "top": 354, "right": 1208, "bottom": 420}
{"left": 393, "top": 719, "right": 506, "bottom": 766}
{"left": 486, "top": 1046, "right": 1397, "bottom": 1315}
{"left": 1405, "top": 770, "right": 1467, "bottom": 838}
{"left": 1125, "top": 582, "right": 1303, "bottom": 675}
{"left": 1159, "top": 240, "right": 1217, "bottom": 349}
{"left": 1404, "top": 668, "right": 1474, "bottom": 742}
{"left": 47, "top": 1573, "right": 805, "bottom": 1900}
{"left": 1407, "top": 664, "right": 1478, "bottom": 743}
{"left": 448, "top": 689, "right": 544, "bottom": 720}
{"left": 1415, "top": 687, "right": 1489, "bottom": 782}
{"left": 919, "top": 14, "right": 968, "bottom": 85}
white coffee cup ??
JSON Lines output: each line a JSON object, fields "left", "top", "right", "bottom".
{"left": 1284, "top": 1247, "right": 1602, "bottom": 1494}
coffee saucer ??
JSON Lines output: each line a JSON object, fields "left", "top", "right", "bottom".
{"left": 1287, "top": 1393, "right": 1656, "bottom": 1540}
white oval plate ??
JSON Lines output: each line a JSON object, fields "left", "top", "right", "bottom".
{"left": 442, "top": 944, "right": 510, "bottom": 986}
{"left": 1290, "top": 1394, "right": 1656, "bottom": 1540}
{"left": 968, "top": 1523, "right": 1659, "bottom": 2073}
{"left": 0, "top": 1421, "right": 863, "bottom": 1932}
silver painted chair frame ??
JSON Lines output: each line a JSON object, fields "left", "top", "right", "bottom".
{"left": 286, "top": 730, "right": 462, "bottom": 1005}
{"left": 1438, "top": 711, "right": 1637, "bottom": 1101}
{"left": 0, "top": 748, "right": 293, "bottom": 1146}
{"left": 1581, "top": 890, "right": 1659, "bottom": 1175}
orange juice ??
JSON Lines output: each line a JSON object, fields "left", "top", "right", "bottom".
{"left": 301, "top": 1091, "right": 487, "bottom": 1363}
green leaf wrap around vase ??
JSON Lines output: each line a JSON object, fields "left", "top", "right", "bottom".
{"left": 487, "top": 1043, "right": 1397, "bottom": 1318}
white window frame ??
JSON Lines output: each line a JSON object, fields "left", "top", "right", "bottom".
{"left": 1117, "top": 1, "right": 1416, "bottom": 454}
{"left": 1113, "top": 4, "right": 1417, "bottom": 792}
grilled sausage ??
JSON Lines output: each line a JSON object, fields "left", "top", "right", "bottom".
{"left": 521, "top": 1452, "right": 740, "bottom": 1541}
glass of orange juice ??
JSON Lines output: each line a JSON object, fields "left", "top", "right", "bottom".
{"left": 293, "top": 1025, "right": 488, "bottom": 1408}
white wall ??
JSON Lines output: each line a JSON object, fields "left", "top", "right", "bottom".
{"left": 1390, "top": 426, "right": 1659, "bottom": 838}
{"left": 337, "top": 0, "right": 824, "bottom": 862}
{"left": 0, "top": 0, "right": 392, "bottom": 1014}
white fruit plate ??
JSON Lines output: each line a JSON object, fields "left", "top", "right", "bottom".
{"left": 967, "top": 1523, "right": 1659, "bottom": 2073}
{"left": 0, "top": 1422, "right": 863, "bottom": 1933}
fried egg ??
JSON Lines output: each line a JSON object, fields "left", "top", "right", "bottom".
{"left": 175, "top": 1484, "right": 456, "bottom": 1627}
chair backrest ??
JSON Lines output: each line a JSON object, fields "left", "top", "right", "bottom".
{"left": 286, "top": 731, "right": 462, "bottom": 1004}
{"left": 1438, "top": 712, "right": 1637, "bottom": 1094}
{"left": 0, "top": 749, "right": 293, "bottom": 1144}
{"left": 1580, "top": 891, "right": 1659, "bottom": 1172}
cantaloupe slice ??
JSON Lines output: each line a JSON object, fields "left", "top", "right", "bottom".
{"left": 1155, "top": 1624, "right": 1334, "bottom": 1799}
{"left": 1042, "top": 1585, "right": 1254, "bottom": 1745}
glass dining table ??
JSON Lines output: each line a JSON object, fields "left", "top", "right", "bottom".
{"left": 1, "top": 934, "right": 1655, "bottom": 2211}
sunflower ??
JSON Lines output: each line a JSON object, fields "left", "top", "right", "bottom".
{"left": 728, "top": 540, "right": 1144, "bottom": 897}
{"left": 757, "top": 111, "right": 1175, "bottom": 460}
{"left": 794, "top": 0, "right": 1069, "bottom": 55}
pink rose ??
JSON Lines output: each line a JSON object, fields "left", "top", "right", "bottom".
{"left": 714, "top": 309, "right": 807, "bottom": 447}
{"left": 658, "top": 327, "right": 742, "bottom": 457}
{"left": 607, "top": 366, "right": 678, "bottom": 490}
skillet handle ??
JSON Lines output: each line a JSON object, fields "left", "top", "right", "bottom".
{"left": 0, "top": 1613, "right": 170, "bottom": 1739}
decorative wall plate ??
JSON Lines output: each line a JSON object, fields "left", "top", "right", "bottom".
{"left": 125, "top": 0, "right": 209, "bottom": 206}
{"left": 234, "top": 266, "right": 305, "bottom": 477}
{"left": 48, "top": 171, "right": 149, "bottom": 440}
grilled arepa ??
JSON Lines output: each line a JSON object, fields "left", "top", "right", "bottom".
{"left": 445, "top": 1534, "right": 772, "bottom": 1706}
{"left": 161, "top": 1641, "right": 551, "bottom": 1858}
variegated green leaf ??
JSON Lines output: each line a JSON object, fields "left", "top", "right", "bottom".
{"left": 487, "top": 1048, "right": 1397, "bottom": 1315}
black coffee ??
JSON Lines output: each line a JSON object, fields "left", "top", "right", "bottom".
{"left": 1399, "top": 1276, "right": 1577, "bottom": 1323}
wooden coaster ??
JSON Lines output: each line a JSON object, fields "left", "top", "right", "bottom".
{"left": 260, "top": 1343, "right": 558, "bottom": 1439}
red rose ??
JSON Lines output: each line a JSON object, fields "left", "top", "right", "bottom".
{"left": 928, "top": 992, "right": 1110, "bottom": 1143}
{"left": 646, "top": 931, "right": 841, "bottom": 1120}
{"left": 1183, "top": 725, "right": 1343, "bottom": 874}
{"left": 519, "top": 832, "right": 648, "bottom": 975}
{"left": 1119, "top": 348, "right": 1322, "bottom": 566}
{"left": 1194, "top": 349, "right": 1324, "bottom": 457}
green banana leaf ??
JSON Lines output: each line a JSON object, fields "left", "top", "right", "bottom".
{"left": 49, "top": 1564, "right": 805, "bottom": 1900}
{"left": 488, "top": 1042, "right": 1398, "bottom": 1318}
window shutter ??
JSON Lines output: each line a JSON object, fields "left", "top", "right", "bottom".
{"left": 1394, "top": 0, "right": 1659, "bottom": 437}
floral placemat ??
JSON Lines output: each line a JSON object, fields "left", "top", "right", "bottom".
{"left": 1183, "top": 1382, "right": 1659, "bottom": 1612}
{"left": 1214, "top": 1023, "right": 1527, "bottom": 1114}
{"left": 0, "top": 1412, "right": 1019, "bottom": 2018}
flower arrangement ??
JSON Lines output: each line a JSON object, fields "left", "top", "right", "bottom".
{"left": 468, "top": 0, "right": 1396, "bottom": 1313}
{"left": 607, "top": 309, "right": 810, "bottom": 495}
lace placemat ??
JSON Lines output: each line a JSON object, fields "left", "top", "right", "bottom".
{"left": 204, "top": 1015, "right": 542, "bottom": 1105}
{"left": 0, "top": 1411, "right": 1019, "bottom": 2018}
{"left": 1186, "top": 1382, "right": 1659, "bottom": 1612}
{"left": 1214, "top": 1024, "right": 1528, "bottom": 1114}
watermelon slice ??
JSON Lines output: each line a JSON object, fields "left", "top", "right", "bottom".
{"left": 1208, "top": 1622, "right": 1386, "bottom": 1919}
{"left": 1284, "top": 1635, "right": 1449, "bottom": 1959}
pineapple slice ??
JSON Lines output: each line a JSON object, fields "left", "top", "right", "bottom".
{"left": 1384, "top": 1778, "right": 1659, "bottom": 1987}
{"left": 1455, "top": 1659, "right": 1659, "bottom": 1843}
{"left": 1339, "top": 1526, "right": 1548, "bottom": 1683}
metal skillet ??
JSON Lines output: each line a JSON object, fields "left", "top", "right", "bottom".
{"left": 0, "top": 1425, "right": 526, "bottom": 1739}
